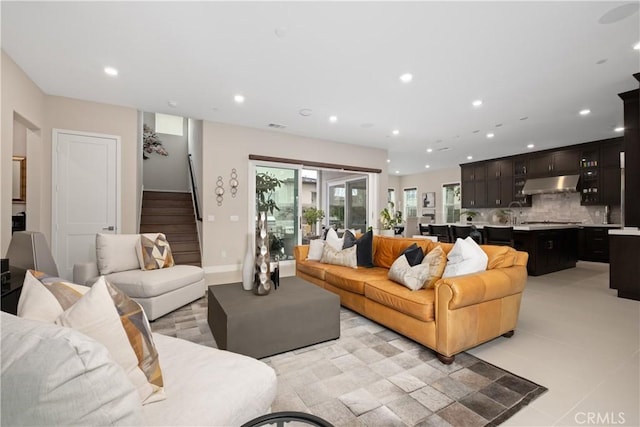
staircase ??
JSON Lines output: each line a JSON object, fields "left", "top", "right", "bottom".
{"left": 140, "top": 191, "right": 201, "bottom": 267}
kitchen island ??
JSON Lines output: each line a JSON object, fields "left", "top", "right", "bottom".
{"left": 511, "top": 225, "right": 579, "bottom": 276}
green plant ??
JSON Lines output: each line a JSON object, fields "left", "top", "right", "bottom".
{"left": 495, "top": 209, "right": 511, "bottom": 224}
{"left": 380, "top": 202, "right": 403, "bottom": 230}
{"left": 461, "top": 210, "right": 479, "bottom": 221}
{"left": 256, "top": 172, "right": 282, "bottom": 214}
{"left": 303, "top": 207, "right": 325, "bottom": 225}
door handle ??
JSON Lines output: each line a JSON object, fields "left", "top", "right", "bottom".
{"left": 102, "top": 226, "right": 115, "bottom": 231}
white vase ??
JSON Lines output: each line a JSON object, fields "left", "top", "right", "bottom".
{"left": 380, "top": 229, "right": 395, "bottom": 237}
{"left": 242, "top": 233, "right": 254, "bottom": 291}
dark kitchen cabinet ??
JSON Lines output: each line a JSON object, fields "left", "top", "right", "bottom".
{"left": 486, "top": 159, "right": 513, "bottom": 207}
{"left": 528, "top": 149, "right": 580, "bottom": 177}
{"left": 461, "top": 164, "right": 487, "bottom": 208}
{"left": 578, "top": 226, "right": 619, "bottom": 263}
{"left": 600, "top": 140, "right": 622, "bottom": 206}
{"left": 610, "top": 234, "right": 640, "bottom": 301}
{"left": 512, "top": 156, "right": 532, "bottom": 207}
{"left": 513, "top": 228, "right": 578, "bottom": 276}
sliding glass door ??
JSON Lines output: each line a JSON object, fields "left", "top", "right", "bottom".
{"left": 255, "top": 165, "right": 300, "bottom": 261}
{"left": 327, "top": 176, "right": 368, "bottom": 233}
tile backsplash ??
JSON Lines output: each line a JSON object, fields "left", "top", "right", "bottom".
{"left": 473, "top": 193, "right": 621, "bottom": 225}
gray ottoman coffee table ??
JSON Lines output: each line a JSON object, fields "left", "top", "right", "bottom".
{"left": 207, "top": 276, "right": 340, "bottom": 359}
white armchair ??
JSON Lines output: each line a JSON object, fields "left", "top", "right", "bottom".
{"left": 74, "top": 233, "right": 205, "bottom": 321}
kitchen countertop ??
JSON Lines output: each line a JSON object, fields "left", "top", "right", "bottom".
{"left": 422, "top": 222, "right": 622, "bottom": 231}
{"left": 609, "top": 228, "right": 640, "bottom": 236}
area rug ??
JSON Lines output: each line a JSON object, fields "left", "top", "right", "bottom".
{"left": 151, "top": 296, "right": 547, "bottom": 427}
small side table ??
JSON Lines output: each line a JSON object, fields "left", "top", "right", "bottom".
{"left": 1, "top": 267, "right": 26, "bottom": 315}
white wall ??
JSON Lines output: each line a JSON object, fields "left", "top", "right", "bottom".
{"left": 397, "top": 166, "right": 461, "bottom": 224}
{"left": 143, "top": 112, "right": 189, "bottom": 192}
{"left": 201, "top": 121, "right": 388, "bottom": 278}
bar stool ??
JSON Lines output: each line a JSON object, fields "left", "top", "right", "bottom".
{"left": 484, "top": 226, "right": 514, "bottom": 247}
{"left": 418, "top": 224, "right": 430, "bottom": 236}
{"left": 451, "top": 225, "right": 472, "bottom": 241}
{"left": 428, "top": 224, "right": 452, "bottom": 243}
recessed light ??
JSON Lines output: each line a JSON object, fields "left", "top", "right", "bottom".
{"left": 472, "top": 100, "right": 483, "bottom": 107}
{"left": 168, "top": 101, "right": 177, "bottom": 108}
{"left": 399, "top": 73, "right": 413, "bottom": 83}
{"left": 596, "top": 59, "right": 607, "bottom": 65}
{"left": 426, "top": 148, "right": 433, "bottom": 153}
{"left": 274, "top": 27, "right": 287, "bottom": 38}
{"left": 614, "top": 126, "right": 624, "bottom": 132}
{"left": 387, "top": 159, "right": 391, "bottom": 163}
{"left": 486, "top": 133, "right": 495, "bottom": 138}
{"left": 329, "top": 115, "right": 338, "bottom": 123}
{"left": 234, "top": 94, "right": 245, "bottom": 104}
{"left": 104, "top": 66, "right": 118, "bottom": 76}
{"left": 527, "top": 143, "right": 535, "bottom": 149}
{"left": 520, "top": 116, "right": 528, "bottom": 121}
{"left": 425, "top": 165, "right": 430, "bottom": 169}
{"left": 467, "top": 156, "right": 473, "bottom": 160}
{"left": 395, "top": 170, "right": 400, "bottom": 174}
{"left": 299, "top": 109, "right": 313, "bottom": 117}
{"left": 634, "top": 42, "right": 640, "bottom": 50}
{"left": 579, "top": 109, "right": 591, "bottom": 116}
{"left": 392, "top": 129, "right": 400, "bottom": 136}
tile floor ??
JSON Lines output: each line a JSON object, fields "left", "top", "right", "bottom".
{"left": 153, "top": 261, "right": 639, "bottom": 426}
{"left": 466, "top": 261, "right": 639, "bottom": 426}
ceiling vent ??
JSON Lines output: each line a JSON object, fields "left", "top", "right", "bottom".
{"left": 268, "top": 123, "right": 287, "bottom": 129}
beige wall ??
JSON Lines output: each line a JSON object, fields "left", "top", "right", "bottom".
{"left": 142, "top": 112, "right": 189, "bottom": 192}
{"left": 1, "top": 50, "right": 140, "bottom": 255}
{"left": 397, "top": 166, "right": 461, "bottom": 224}
{"left": 1, "top": 51, "right": 45, "bottom": 255}
{"left": 201, "top": 121, "right": 388, "bottom": 274}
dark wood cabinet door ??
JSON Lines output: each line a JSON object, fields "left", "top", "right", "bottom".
{"left": 600, "top": 139, "right": 623, "bottom": 168}
{"left": 461, "top": 165, "right": 475, "bottom": 181}
{"left": 473, "top": 164, "right": 487, "bottom": 181}
{"left": 528, "top": 153, "right": 553, "bottom": 176}
{"left": 461, "top": 179, "right": 474, "bottom": 208}
{"left": 552, "top": 149, "right": 580, "bottom": 175}
{"left": 474, "top": 180, "right": 487, "bottom": 208}
{"left": 487, "top": 178, "right": 513, "bottom": 207}
{"left": 487, "top": 159, "right": 513, "bottom": 179}
{"left": 601, "top": 167, "right": 621, "bottom": 205}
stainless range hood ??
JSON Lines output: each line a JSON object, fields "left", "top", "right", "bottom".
{"left": 522, "top": 175, "right": 580, "bottom": 195}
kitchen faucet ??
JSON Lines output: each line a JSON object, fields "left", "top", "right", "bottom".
{"left": 507, "top": 201, "right": 523, "bottom": 225}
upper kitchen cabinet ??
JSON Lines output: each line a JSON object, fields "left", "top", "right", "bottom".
{"left": 486, "top": 159, "right": 513, "bottom": 207}
{"left": 600, "top": 139, "right": 623, "bottom": 206}
{"left": 513, "top": 156, "right": 532, "bottom": 207}
{"left": 528, "top": 149, "right": 580, "bottom": 177}
{"left": 461, "top": 163, "right": 487, "bottom": 208}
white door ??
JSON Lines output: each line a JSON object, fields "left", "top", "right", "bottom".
{"left": 53, "top": 130, "right": 120, "bottom": 280}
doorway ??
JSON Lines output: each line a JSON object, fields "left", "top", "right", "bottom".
{"left": 52, "top": 129, "right": 120, "bottom": 279}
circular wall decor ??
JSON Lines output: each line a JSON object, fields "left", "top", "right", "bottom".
{"left": 215, "top": 176, "right": 225, "bottom": 206}
{"left": 230, "top": 168, "right": 239, "bottom": 198}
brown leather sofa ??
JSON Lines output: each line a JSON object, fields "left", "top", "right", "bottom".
{"left": 294, "top": 235, "right": 529, "bottom": 364}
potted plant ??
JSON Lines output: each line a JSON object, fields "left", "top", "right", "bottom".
{"left": 302, "top": 207, "right": 325, "bottom": 236}
{"left": 461, "top": 210, "right": 479, "bottom": 223}
{"left": 380, "top": 202, "right": 403, "bottom": 236}
{"left": 255, "top": 172, "right": 282, "bottom": 214}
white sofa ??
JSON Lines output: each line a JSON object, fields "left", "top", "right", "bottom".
{"left": 1, "top": 312, "right": 278, "bottom": 426}
{"left": 74, "top": 233, "right": 205, "bottom": 320}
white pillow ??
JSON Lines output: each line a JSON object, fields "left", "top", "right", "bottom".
{"left": 442, "top": 237, "right": 488, "bottom": 278}
{"left": 325, "top": 228, "right": 343, "bottom": 251}
{"left": 55, "top": 276, "right": 166, "bottom": 405}
{"left": 97, "top": 233, "right": 161, "bottom": 275}
{"left": 307, "top": 239, "right": 325, "bottom": 261}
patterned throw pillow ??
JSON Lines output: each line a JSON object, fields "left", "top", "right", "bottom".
{"left": 388, "top": 245, "right": 447, "bottom": 291}
{"left": 137, "top": 234, "right": 175, "bottom": 271}
{"left": 17, "top": 270, "right": 90, "bottom": 322}
{"left": 55, "top": 276, "right": 165, "bottom": 404}
{"left": 320, "top": 244, "right": 357, "bottom": 269}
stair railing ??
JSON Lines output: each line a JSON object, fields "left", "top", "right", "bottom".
{"left": 187, "top": 154, "right": 202, "bottom": 221}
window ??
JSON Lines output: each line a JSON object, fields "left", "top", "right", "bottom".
{"left": 387, "top": 188, "right": 395, "bottom": 206}
{"left": 442, "top": 183, "right": 461, "bottom": 223}
{"left": 404, "top": 188, "right": 417, "bottom": 218}
{"left": 155, "top": 113, "right": 184, "bottom": 136}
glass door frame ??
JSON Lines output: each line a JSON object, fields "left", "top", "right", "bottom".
{"left": 324, "top": 174, "right": 371, "bottom": 233}
{"left": 248, "top": 160, "right": 303, "bottom": 265}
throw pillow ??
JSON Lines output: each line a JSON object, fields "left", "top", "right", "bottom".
{"left": 136, "top": 234, "right": 175, "bottom": 271}
{"left": 342, "top": 229, "right": 374, "bottom": 267}
{"left": 320, "top": 244, "right": 357, "bottom": 269}
{"left": 17, "top": 270, "right": 90, "bottom": 322}
{"left": 388, "top": 254, "right": 433, "bottom": 291}
{"left": 325, "top": 228, "right": 344, "bottom": 252}
{"left": 55, "top": 276, "right": 165, "bottom": 405}
{"left": 421, "top": 246, "right": 448, "bottom": 289}
{"left": 402, "top": 243, "right": 425, "bottom": 266}
{"left": 307, "top": 239, "right": 325, "bottom": 261}
{"left": 442, "top": 236, "right": 488, "bottom": 278}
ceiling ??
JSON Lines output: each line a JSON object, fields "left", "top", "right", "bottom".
{"left": 2, "top": 1, "right": 639, "bottom": 175}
